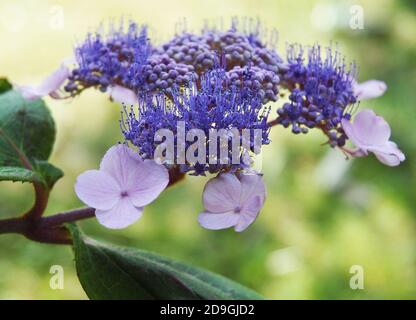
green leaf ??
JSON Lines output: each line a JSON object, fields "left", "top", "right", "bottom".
{"left": 69, "top": 224, "right": 264, "bottom": 300}
{"left": 0, "top": 78, "right": 12, "bottom": 94}
{"left": 0, "top": 166, "right": 42, "bottom": 184}
{"left": 0, "top": 90, "right": 62, "bottom": 188}
{"left": 34, "top": 161, "right": 64, "bottom": 189}
{"left": 0, "top": 90, "right": 55, "bottom": 165}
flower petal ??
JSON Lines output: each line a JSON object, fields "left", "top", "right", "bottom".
{"left": 235, "top": 196, "right": 263, "bottom": 232}
{"left": 345, "top": 109, "right": 391, "bottom": 147}
{"left": 374, "top": 152, "right": 402, "bottom": 166}
{"left": 107, "top": 85, "right": 138, "bottom": 105}
{"left": 341, "top": 118, "right": 359, "bottom": 145}
{"left": 354, "top": 80, "right": 387, "bottom": 100}
{"left": 39, "top": 64, "right": 70, "bottom": 96}
{"left": 74, "top": 170, "right": 120, "bottom": 210}
{"left": 95, "top": 197, "right": 143, "bottom": 229}
{"left": 203, "top": 173, "right": 241, "bottom": 213}
{"left": 342, "top": 118, "right": 370, "bottom": 157}
{"left": 198, "top": 211, "right": 239, "bottom": 230}
{"left": 370, "top": 141, "right": 405, "bottom": 166}
{"left": 128, "top": 160, "right": 169, "bottom": 207}
{"left": 16, "top": 85, "right": 43, "bottom": 101}
{"left": 238, "top": 173, "right": 266, "bottom": 205}
{"left": 100, "top": 144, "right": 169, "bottom": 207}
{"left": 16, "top": 63, "right": 70, "bottom": 101}
{"left": 100, "top": 144, "right": 143, "bottom": 187}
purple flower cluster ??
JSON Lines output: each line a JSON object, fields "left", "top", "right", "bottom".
{"left": 65, "top": 21, "right": 202, "bottom": 96}
{"left": 139, "top": 53, "right": 196, "bottom": 92}
{"left": 226, "top": 66, "right": 280, "bottom": 103}
{"left": 65, "top": 21, "right": 151, "bottom": 95}
{"left": 155, "top": 33, "right": 216, "bottom": 74}
{"left": 121, "top": 68, "right": 270, "bottom": 175}
{"left": 48, "top": 19, "right": 397, "bottom": 170}
{"left": 276, "top": 44, "right": 357, "bottom": 147}
{"left": 64, "top": 19, "right": 284, "bottom": 106}
{"left": 156, "top": 22, "right": 283, "bottom": 102}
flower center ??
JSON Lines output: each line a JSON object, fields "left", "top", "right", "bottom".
{"left": 234, "top": 206, "right": 242, "bottom": 214}
{"left": 120, "top": 191, "right": 129, "bottom": 198}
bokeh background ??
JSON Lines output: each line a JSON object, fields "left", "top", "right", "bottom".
{"left": 0, "top": 0, "right": 415, "bottom": 299}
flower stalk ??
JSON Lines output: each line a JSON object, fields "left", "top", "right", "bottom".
{"left": 0, "top": 207, "right": 95, "bottom": 245}
{"left": 0, "top": 165, "right": 182, "bottom": 244}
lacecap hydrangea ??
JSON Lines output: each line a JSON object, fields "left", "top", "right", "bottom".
{"left": 16, "top": 19, "right": 405, "bottom": 232}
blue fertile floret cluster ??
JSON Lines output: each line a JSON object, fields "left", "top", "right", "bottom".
{"left": 121, "top": 68, "right": 270, "bottom": 175}
{"left": 277, "top": 44, "right": 357, "bottom": 147}
{"left": 63, "top": 19, "right": 362, "bottom": 174}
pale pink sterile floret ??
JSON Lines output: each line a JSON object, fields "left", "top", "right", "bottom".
{"left": 74, "top": 144, "right": 169, "bottom": 229}
{"left": 341, "top": 109, "right": 405, "bottom": 166}
{"left": 353, "top": 80, "right": 387, "bottom": 101}
{"left": 15, "top": 60, "right": 73, "bottom": 101}
{"left": 198, "top": 172, "right": 266, "bottom": 232}
{"left": 106, "top": 85, "right": 138, "bottom": 106}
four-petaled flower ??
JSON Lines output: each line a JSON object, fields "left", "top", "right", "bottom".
{"left": 341, "top": 109, "right": 405, "bottom": 166}
{"left": 198, "top": 173, "right": 266, "bottom": 232}
{"left": 75, "top": 144, "right": 169, "bottom": 229}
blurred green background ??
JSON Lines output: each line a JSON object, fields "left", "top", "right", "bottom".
{"left": 0, "top": 0, "right": 415, "bottom": 299}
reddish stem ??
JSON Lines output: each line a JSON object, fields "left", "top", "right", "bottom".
{"left": 40, "top": 207, "right": 96, "bottom": 227}
{"left": 0, "top": 167, "right": 184, "bottom": 245}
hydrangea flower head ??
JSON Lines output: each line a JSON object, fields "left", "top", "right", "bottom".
{"left": 56, "top": 18, "right": 404, "bottom": 234}
{"left": 74, "top": 144, "right": 169, "bottom": 229}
